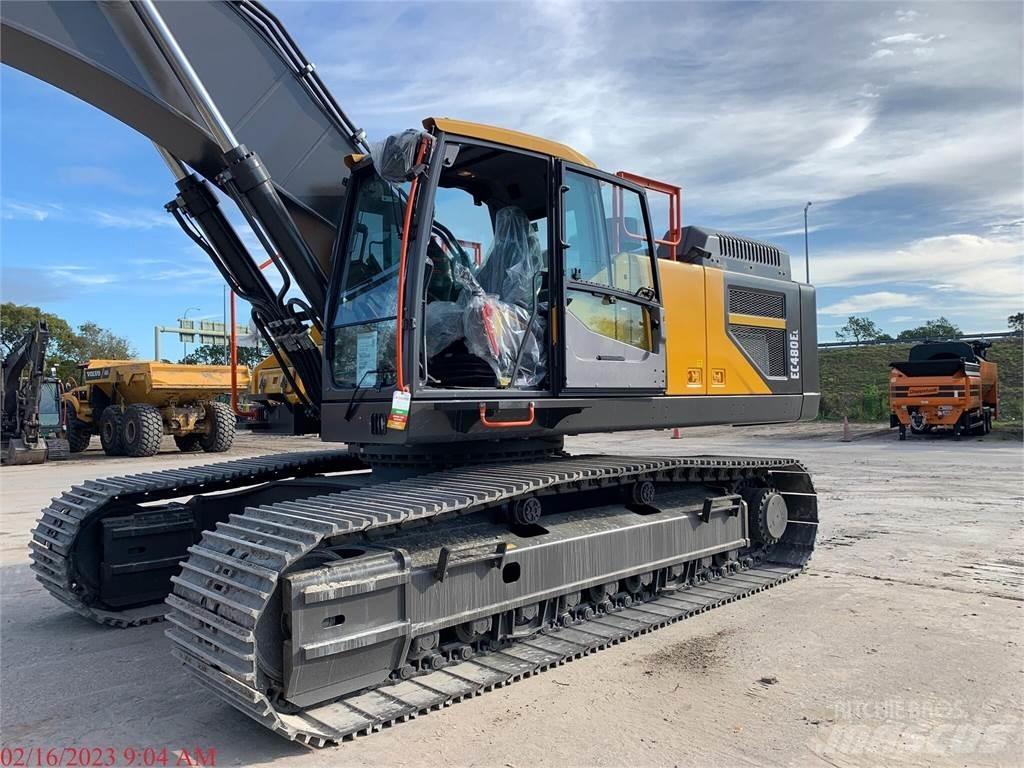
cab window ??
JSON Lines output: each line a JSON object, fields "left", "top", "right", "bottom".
{"left": 562, "top": 170, "right": 657, "bottom": 350}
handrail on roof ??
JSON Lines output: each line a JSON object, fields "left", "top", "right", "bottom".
{"left": 615, "top": 171, "right": 682, "bottom": 250}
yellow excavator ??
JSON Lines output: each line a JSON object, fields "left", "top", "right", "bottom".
{"left": 4, "top": 0, "right": 819, "bottom": 746}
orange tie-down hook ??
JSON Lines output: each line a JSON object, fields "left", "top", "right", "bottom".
{"left": 478, "top": 401, "right": 536, "bottom": 428}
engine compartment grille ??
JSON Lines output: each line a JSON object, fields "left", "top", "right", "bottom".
{"left": 731, "top": 325, "right": 787, "bottom": 378}
{"left": 729, "top": 288, "right": 786, "bottom": 319}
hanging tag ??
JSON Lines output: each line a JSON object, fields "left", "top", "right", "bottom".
{"left": 387, "top": 390, "right": 412, "bottom": 431}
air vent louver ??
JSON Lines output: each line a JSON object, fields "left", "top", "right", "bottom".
{"left": 718, "top": 234, "right": 782, "bottom": 267}
{"left": 729, "top": 288, "right": 786, "bottom": 319}
{"left": 731, "top": 326, "right": 788, "bottom": 378}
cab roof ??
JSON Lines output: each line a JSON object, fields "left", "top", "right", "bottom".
{"left": 424, "top": 117, "right": 596, "bottom": 168}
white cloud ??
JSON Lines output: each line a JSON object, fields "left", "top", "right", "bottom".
{"left": 814, "top": 234, "right": 1023, "bottom": 298}
{"left": 824, "top": 114, "right": 874, "bottom": 151}
{"left": 52, "top": 268, "right": 114, "bottom": 286}
{"left": 90, "top": 208, "right": 174, "bottom": 230}
{"left": 820, "top": 291, "right": 922, "bottom": 315}
{"left": 305, "top": 1, "right": 1024, "bottom": 227}
{"left": 896, "top": 10, "right": 919, "bottom": 23}
{"left": 1, "top": 200, "right": 174, "bottom": 231}
{"left": 1, "top": 200, "right": 58, "bottom": 222}
{"left": 879, "top": 32, "right": 944, "bottom": 45}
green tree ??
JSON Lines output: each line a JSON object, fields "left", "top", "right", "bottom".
{"left": 835, "top": 315, "right": 887, "bottom": 344}
{"left": 73, "top": 321, "right": 136, "bottom": 361}
{"left": 180, "top": 343, "right": 264, "bottom": 368}
{"left": 1, "top": 302, "right": 77, "bottom": 360}
{"left": 1008, "top": 312, "right": 1023, "bottom": 334}
{"left": 0, "top": 303, "right": 136, "bottom": 381}
{"left": 896, "top": 316, "right": 962, "bottom": 342}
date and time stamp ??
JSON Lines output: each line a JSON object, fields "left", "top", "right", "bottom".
{"left": 0, "top": 748, "right": 216, "bottom": 768}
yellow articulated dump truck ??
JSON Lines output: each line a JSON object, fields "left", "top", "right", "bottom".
{"left": 63, "top": 360, "right": 249, "bottom": 457}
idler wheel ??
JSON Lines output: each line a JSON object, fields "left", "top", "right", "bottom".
{"left": 742, "top": 487, "right": 789, "bottom": 545}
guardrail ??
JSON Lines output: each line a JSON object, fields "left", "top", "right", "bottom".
{"left": 819, "top": 331, "right": 1020, "bottom": 350}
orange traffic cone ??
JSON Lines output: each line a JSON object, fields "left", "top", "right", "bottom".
{"left": 671, "top": 428, "right": 682, "bottom": 439}
{"left": 841, "top": 416, "right": 852, "bottom": 443}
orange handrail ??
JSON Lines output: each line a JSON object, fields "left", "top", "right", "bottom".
{"left": 615, "top": 170, "right": 682, "bottom": 250}
{"left": 478, "top": 401, "right": 536, "bottom": 428}
{"left": 395, "top": 137, "right": 430, "bottom": 392}
{"left": 458, "top": 239, "right": 483, "bottom": 266}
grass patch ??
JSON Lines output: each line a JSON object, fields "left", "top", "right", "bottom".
{"left": 818, "top": 338, "right": 1022, "bottom": 423}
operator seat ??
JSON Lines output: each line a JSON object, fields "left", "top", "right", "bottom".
{"left": 475, "top": 206, "right": 542, "bottom": 307}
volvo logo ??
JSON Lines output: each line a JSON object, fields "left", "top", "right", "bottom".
{"left": 789, "top": 329, "right": 801, "bottom": 379}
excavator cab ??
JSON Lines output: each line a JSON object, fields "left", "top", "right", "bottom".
{"left": 324, "top": 120, "right": 672, "bottom": 447}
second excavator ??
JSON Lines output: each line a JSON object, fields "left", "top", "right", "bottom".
{"left": 4, "top": 0, "right": 819, "bottom": 746}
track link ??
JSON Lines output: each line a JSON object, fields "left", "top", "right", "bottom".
{"left": 166, "top": 454, "right": 817, "bottom": 745}
{"left": 29, "top": 450, "right": 364, "bottom": 627}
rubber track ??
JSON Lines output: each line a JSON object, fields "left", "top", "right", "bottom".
{"left": 165, "top": 454, "right": 816, "bottom": 746}
{"left": 29, "top": 450, "right": 363, "bottom": 627}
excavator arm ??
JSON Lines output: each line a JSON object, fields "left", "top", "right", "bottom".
{"left": 1, "top": 320, "right": 51, "bottom": 463}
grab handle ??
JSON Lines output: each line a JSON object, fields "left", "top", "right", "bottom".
{"left": 478, "top": 402, "right": 536, "bottom": 428}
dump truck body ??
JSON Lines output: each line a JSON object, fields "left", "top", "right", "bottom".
{"left": 69, "top": 360, "right": 250, "bottom": 409}
{"left": 64, "top": 360, "right": 249, "bottom": 456}
{"left": 890, "top": 341, "right": 998, "bottom": 440}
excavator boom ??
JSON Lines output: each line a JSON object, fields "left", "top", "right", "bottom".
{"left": 2, "top": 0, "right": 363, "bottom": 271}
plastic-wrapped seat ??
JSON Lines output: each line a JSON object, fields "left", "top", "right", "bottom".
{"left": 424, "top": 206, "right": 548, "bottom": 388}
{"left": 475, "top": 207, "right": 544, "bottom": 309}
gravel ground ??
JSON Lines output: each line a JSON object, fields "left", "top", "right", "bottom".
{"left": 1, "top": 424, "right": 1021, "bottom": 767}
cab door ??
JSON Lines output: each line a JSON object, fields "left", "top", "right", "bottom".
{"left": 557, "top": 163, "right": 666, "bottom": 394}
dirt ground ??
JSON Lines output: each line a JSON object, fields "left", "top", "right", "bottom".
{"left": 1, "top": 424, "right": 1021, "bottom": 767}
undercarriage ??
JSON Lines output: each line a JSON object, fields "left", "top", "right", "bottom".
{"left": 31, "top": 447, "right": 816, "bottom": 745}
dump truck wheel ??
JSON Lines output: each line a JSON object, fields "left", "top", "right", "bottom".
{"left": 67, "top": 416, "right": 92, "bottom": 453}
{"left": 174, "top": 434, "right": 203, "bottom": 453}
{"left": 123, "top": 404, "right": 164, "bottom": 457}
{"left": 200, "top": 402, "right": 235, "bottom": 453}
{"left": 99, "top": 407, "right": 126, "bottom": 456}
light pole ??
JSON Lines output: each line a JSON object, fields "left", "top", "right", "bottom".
{"left": 182, "top": 306, "right": 200, "bottom": 359}
{"left": 803, "top": 201, "right": 812, "bottom": 283}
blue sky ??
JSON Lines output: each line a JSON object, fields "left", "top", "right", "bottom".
{"left": 2, "top": 0, "right": 1022, "bottom": 358}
